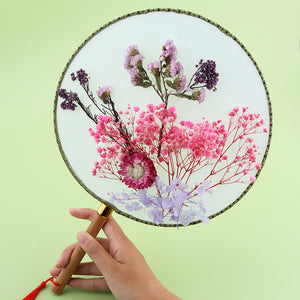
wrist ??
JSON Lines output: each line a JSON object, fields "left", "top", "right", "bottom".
{"left": 135, "top": 278, "right": 181, "bottom": 300}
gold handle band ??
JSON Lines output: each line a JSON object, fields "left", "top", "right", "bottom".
{"left": 97, "top": 203, "right": 113, "bottom": 218}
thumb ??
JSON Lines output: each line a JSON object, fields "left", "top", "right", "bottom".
{"left": 77, "top": 231, "right": 116, "bottom": 274}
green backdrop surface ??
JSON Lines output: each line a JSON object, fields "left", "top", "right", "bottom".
{"left": 1, "top": 1, "right": 299, "bottom": 299}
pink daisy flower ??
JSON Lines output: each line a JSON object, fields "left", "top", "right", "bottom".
{"left": 118, "top": 152, "right": 157, "bottom": 189}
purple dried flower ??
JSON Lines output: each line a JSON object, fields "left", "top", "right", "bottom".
{"left": 179, "top": 212, "right": 195, "bottom": 226}
{"left": 57, "top": 88, "right": 68, "bottom": 100}
{"left": 177, "top": 74, "right": 187, "bottom": 92}
{"left": 125, "top": 202, "right": 142, "bottom": 212}
{"left": 171, "top": 190, "right": 186, "bottom": 217}
{"left": 147, "top": 61, "right": 160, "bottom": 70}
{"left": 124, "top": 45, "right": 144, "bottom": 70}
{"left": 60, "top": 101, "right": 77, "bottom": 111}
{"left": 70, "top": 72, "right": 76, "bottom": 81}
{"left": 147, "top": 61, "right": 160, "bottom": 76}
{"left": 124, "top": 45, "right": 152, "bottom": 87}
{"left": 160, "top": 39, "right": 177, "bottom": 62}
{"left": 69, "top": 69, "right": 89, "bottom": 85}
{"left": 201, "top": 216, "right": 210, "bottom": 224}
{"left": 137, "top": 189, "right": 152, "bottom": 208}
{"left": 198, "top": 88, "right": 206, "bottom": 103}
{"left": 129, "top": 67, "right": 140, "bottom": 85}
{"left": 109, "top": 192, "right": 120, "bottom": 204}
{"left": 97, "top": 85, "right": 112, "bottom": 101}
{"left": 170, "top": 60, "right": 184, "bottom": 78}
{"left": 130, "top": 54, "right": 144, "bottom": 68}
{"left": 69, "top": 69, "right": 88, "bottom": 85}
{"left": 76, "top": 69, "right": 88, "bottom": 85}
{"left": 57, "top": 88, "right": 78, "bottom": 111}
{"left": 107, "top": 178, "right": 211, "bottom": 226}
{"left": 148, "top": 207, "right": 164, "bottom": 225}
{"left": 193, "top": 60, "right": 219, "bottom": 91}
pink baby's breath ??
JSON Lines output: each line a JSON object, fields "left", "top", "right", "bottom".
{"left": 255, "top": 163, "right": 262, "bottom": 170}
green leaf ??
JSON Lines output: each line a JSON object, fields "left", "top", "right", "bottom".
{"left": 166, "top": 80, "right": 174, "bottom": 89}
{"left": 142, "top": 81, "right": 152, "bottom": 88}
{"left": 173, "top": 93, "right": 193, "bottom": 100}
{"left": 155, "top": 75, "right": 162, "bottom": 93}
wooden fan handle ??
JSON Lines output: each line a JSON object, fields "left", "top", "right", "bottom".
{"left": 51, "top": 203, "right": 113, "bottom": 295}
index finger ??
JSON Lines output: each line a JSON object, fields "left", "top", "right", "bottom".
{"left": 69, "top": 208, "right": 97, "bottom": 221}
{"left": 70, "top": 208, "right": 129, "bottom": 245}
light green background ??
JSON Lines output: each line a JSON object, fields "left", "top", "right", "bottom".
{"left": 1, "top": 1, "right": 299, "bottom": 299}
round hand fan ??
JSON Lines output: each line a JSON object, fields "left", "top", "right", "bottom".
{"left": 52, "top": 9, "right": 271, "bottom": 294}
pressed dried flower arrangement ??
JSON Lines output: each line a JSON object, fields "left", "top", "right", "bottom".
{"left": 55, "top": 10, "right": 271, "bottom": 227}
{"left": 57, "top": 39, "right": 269, "bottom": 226}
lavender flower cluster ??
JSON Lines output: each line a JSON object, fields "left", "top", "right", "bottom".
{"left": 109, "top": 178, "right": 211, "bottom": 226}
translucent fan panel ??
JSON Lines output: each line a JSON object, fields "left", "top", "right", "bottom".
{"left": 55, "top": 10, "right": 271, "bottom": 226}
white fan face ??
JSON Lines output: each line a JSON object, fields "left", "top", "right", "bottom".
{"left": 55, "top": 9, "right": 271, "bottom": 226}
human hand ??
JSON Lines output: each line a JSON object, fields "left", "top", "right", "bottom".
{"left": 50, "top": 208, "right": 181, "bottom": 300}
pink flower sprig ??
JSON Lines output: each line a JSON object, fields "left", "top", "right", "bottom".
{"left": 202, "top": 107, "right": 268, "bottom": 189}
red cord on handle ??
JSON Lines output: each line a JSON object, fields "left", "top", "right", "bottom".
{"left": 23, "top": 277, "right": 59, "bottom": 300}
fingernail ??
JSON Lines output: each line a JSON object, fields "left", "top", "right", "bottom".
{"left": 69, "top": 208, "right": 78, "bottom": 214}
{"left": 77, "top": 231, "right": 90, "bottom": 246}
